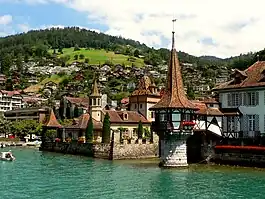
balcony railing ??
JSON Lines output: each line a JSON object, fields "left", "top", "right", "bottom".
{"left": 222, "top": 131, "right": 261, "bottom": 139}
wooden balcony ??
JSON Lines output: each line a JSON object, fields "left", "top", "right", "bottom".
{"left": 222, "top": 131, "right": 261, "bottom": 139}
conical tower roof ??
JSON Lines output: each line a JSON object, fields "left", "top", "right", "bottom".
{"left": 44, "top": 109, "right": 62, "bottom": 128}
{"left": 150, "top": 31, "right": 196, "bottom": 110}
{"left": 90, "top": 78, "right": 101, "bottom": 97}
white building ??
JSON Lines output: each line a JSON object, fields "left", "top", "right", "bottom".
{"left": 0, "top": 90, "right": 22, "bottom": 112}
{"left": 214, "top": 61, "right": 265, "bottom": 138}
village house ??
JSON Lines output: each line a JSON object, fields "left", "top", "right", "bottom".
{"left": 129, "top": 75, "right": 161, "bottom": 122}
{"left": 0, "top": 90, "right": 22, "bottom": 113}
{"left": 213, "top": 61, "right": 265, "bottom": 138}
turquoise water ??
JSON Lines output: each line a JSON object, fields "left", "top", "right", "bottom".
{"left": 1, "top": 148, "right": 265, "bottom": 199}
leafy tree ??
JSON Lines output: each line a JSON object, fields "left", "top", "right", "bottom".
{"left": 134, "top": 49, "right": 140, "bottom": 57}
{"left": 0, "top": 115, "right": 12, "bottom": 138}
{"left": 84, "top": 58, "right": 90, "bottom": 63}
{"left": 58, "top": 48, "right": 63, "bottom": 54}
{"left": 1, "top": 54, "right": 12, "bottom": 75}
{"left": 24, "top": 54, "right": 29, "bottom": 63}
{"left": 74, "top": 54, "right": 78, "bottom": 60}
{"left": 74, "top": 44, "right": 80, "bottom": 51}
{"left": 187, "top": 85, "right": 195, "bottom": 100}
{"left": 11, "top": 120, "right": 42, "bottom": 139}
{"left": 16, "top": 54, "right": 23, "bottom": 71}
{"left": 137, "top": 120, "right": 143, "bottom": 139}
{"left": 102, "top": 113, "right": 111, "bottom": 143}
{"left": 79, "top": 54, "right": 85, "bottom": 59}
{"left": 86, "top": 118, "right": 93, "bottom": 142}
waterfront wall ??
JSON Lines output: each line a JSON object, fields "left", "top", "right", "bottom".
{"left": 40, "top": 140, "right": 158, "bottom": 160}
{"left": 112, "top": 140, "right": 158, "bottom": 160}
{"left": 214, "top": 148, "right": 265, "bottom": 167}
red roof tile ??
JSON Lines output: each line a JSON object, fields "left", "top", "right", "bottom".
{"left": 104, "top": 110, "right": 150, "bottom": 124}
{"left": 192, "top": 101, "right": 223, "bottom": 116}
{"left": 0, "top": 90, "right": 21, "bottom": 97}
{"left": 43, "top": 109, "right": 62, "bottom": 128}
{"left": 150, "top": 33, "right": 196, "bottom": 110}
{"left": 65, "top": 113, "right": 102, "bottom": 130}
{"left": 65, "top": 97, "right": 89, "bottom": 108}
{"left": 131, "top": 76, "right": 159, "bottom": 96}
{"left": 214, "top": 61, "right": 265, "bottom": 90}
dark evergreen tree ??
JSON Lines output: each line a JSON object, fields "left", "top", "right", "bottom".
{"left": 137, "top": 120, "right": 143, "bottom": 139}
{"left": 102, "top": 113, "right": 111, "bottom": 143}
{"left": 5, "top": 78, "right": 13, "bottom": 91}
{"left": 74, "top": 106, "right": 79, "bottom": 118}
{"left": 86, "top": 118, "right": 93, "bottom": 142}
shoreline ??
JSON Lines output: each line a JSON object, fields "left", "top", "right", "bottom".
{"left": 0, "top": 141, "right": 40, "bottom": 148}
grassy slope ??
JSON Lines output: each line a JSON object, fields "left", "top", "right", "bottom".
{"left": 51, "top": 48, "right": 145, "bottom": 67}
{"left": 24, "top": 74, "right": 67, "bottom": 93}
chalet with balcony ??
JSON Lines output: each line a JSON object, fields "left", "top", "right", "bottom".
{"left": 214, "top": 61, "right": 265, "bottom": 139}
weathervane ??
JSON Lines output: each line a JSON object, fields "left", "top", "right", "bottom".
{"left": 172, "top": 18, "right": 177, "bottom": 33}
{"left": 172, "top": 18, "right": 177, "bottom": 49}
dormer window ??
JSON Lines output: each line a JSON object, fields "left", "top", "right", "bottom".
{"left": 123, "top": 113, "right": 128, "bottom": 120}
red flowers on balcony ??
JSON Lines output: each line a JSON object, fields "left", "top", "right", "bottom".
{"left": 182, "top": 121, "right": 196, "bottom": 126}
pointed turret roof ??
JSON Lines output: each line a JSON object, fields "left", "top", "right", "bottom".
{"left": 90, "top": 78, "right": 101, "bottom": 97}
{"left": 150, "top": 31, "right": 196, "bottom": 110}
{"left": 43, "top": 109, "right": 62, "bottom": 128}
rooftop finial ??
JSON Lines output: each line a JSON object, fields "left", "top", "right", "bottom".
{"left": 172, "top": 19, "right": 177, "bottom": 49}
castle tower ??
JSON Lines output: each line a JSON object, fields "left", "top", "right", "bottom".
{"left": 129, "top": 76, "right": 161, "bottom": 121}
{"left": 150, "top": 21, "right": 197, "bottom": 167}
{"left": 89, "top": 79, "right": 102, "bottom": 121}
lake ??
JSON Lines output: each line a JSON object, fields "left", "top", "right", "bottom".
{"left": 0, "top": 148, "right": 265, "bottom": 199}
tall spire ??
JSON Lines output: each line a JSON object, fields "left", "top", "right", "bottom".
{"left": 150, "top": 19, "right": 196, "bottom": 110}
{"left": 90, "top": 78, "right": 100, "bottom": 97}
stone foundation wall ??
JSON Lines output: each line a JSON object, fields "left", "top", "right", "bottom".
{"left": 161, "top": 139, "right": 188, "bottom": 167}
{"left": 112, "top": 141, "right": 158, "bottom": 160}
{"left": 214, "top": 150, "right": 265, "bottom": 167}
{"left": 40, "top": 140, "right": 158, "bottom": 160}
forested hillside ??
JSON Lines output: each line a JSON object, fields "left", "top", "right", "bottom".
{"left": 0, "top": 26, "right": 263, "bottom": 74}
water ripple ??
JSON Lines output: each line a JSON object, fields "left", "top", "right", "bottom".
{"left": 1, "top": 148, "right": 265, "bottom": 199}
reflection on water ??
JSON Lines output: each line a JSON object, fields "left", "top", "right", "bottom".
{"left": 1, "top": 148, "right": 265, "bottom": 199}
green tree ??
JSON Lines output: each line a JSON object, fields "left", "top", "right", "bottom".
{"left": 74, "top": 44, "right": 80, "bottom": 51}
{"left": 137, "top": 120, "right": 143, "bottom": 139}
{"left": 84, "top": 58, "right": 90, "bottom": 63}
{"left": 134, "top": 49, "right": 140, "bottom": 57}
{"left": 187, "top": 85, "right": 195, "bottom": 100}
{"left": 24, "top": 54, "right": 29, "bottom": 63}
{"left": 79, "top": 54, "right": 85, "bottom": 59}
{"left": 5, "top": 78, "right": 13, "bottom": 91}
{"left": 16, "top": 54, "right": 23, "bottom": 71}
{"left": 11, "top": 120, "right": 42, "bottom": 139}
{"left": 102, "top": 113, "right": 111, "bottom": 143}
{"left": 74, "top": 54, "right": 78, "bottom": 60}
{"left": 86, "top": 118, "right": 93, "bottom": 142}
{"left": 74, "top": 106, "right": 79, "bottom": 118}
{"left": 1, "top": 54, "right": 12, "bottom": 75}
{"left": 58, "top": 48, "right": 63, "bottom": 54}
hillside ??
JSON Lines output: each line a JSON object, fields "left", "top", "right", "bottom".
{"left": 49, "top": 48, "right": 145, "bottom": 66}
{"left": 0, "top": 26, "right": 262, "bottom": 75}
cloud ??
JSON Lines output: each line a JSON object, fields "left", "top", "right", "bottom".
{"left": 4, "top": 0, "right": 265, "bottom": 58}
{"left": 0, "top": 15, "right": 12, "bottom": 25}
{"left": 17, "top": 24, "right": 30, "bottom": 32}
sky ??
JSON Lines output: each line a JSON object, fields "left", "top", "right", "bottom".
{"left": 0, "top": 0, "right": 265, "bottom": 58}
